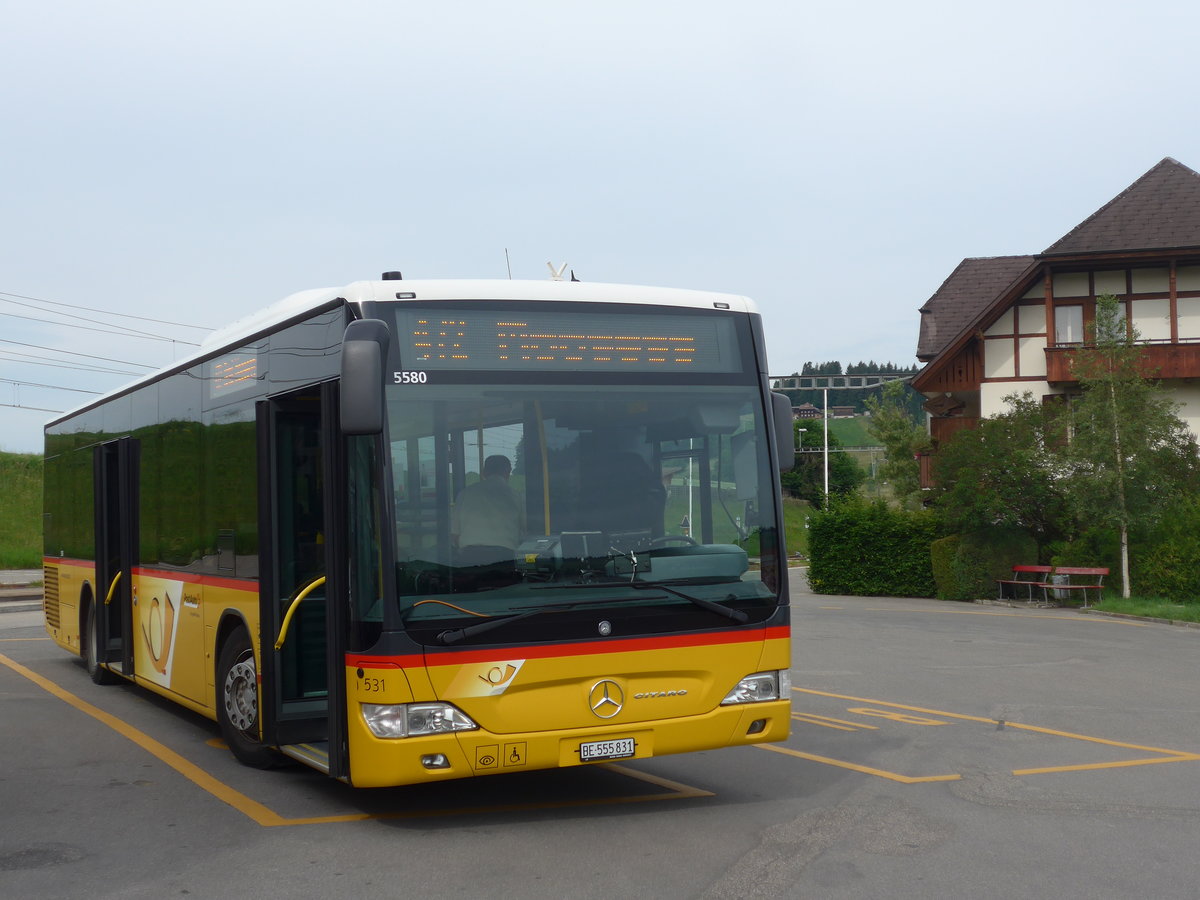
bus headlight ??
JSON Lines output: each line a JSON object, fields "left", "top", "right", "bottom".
{"left": 720, "top": 670, "right": 791, "bottom": 705}
{"left": 361, "top": 702, "right": 479, "bottom": 738}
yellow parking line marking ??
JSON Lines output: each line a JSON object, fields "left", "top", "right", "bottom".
{"left": 0, "top": 652, "right": 292, "bottom": 827}
{"left": 793, "top": 712, "right": 879, "bottom": 732}
{"left": 0, "top": 653, "right": 710, "bottom": 826}
{"left": 600, "top": 764, "right": 714, "bottom": 801}
{"left": 779, "top": 686, "right": 1198, "bottom": 780}
{"left": 1014, "top": 755, "right": 1200, "bottom": 776}
{"left": 793, "top": 687, "right": 1189, "bottom": 756}
{"left": 756, "top": 743, "right": 960, "bottom": 783}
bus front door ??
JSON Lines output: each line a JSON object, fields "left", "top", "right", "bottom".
{"left": 259, "top": 383, "right": 349, "bottom": 779}
{"left": 93, "top": 437, "right": 137, "bottom": 677}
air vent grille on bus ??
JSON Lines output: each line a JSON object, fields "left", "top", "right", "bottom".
{"left": 43, "top": 564, "right": 60, "bottom": 628}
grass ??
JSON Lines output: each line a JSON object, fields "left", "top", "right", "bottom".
{"left": 0, "top": 450, "right": 43, "bottom": 569}
{"left": 825, "top": 417, "right": 875, "bottom": 447}
{"left": 1090, "top": 596, "right": 1200, "bottom": 624}
{"left": 780, "top": 497, "right": 810, "bottom": 559}
{"left": 740, "top": 497, "right": 810, "bottom": 561}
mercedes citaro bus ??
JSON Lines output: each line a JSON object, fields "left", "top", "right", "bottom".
{"left": 42, "top": 275, "right": 794, "bottom": 787}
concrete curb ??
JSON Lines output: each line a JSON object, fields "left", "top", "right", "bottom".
{"left": 974, "top": 597, "right": 1200, "bottom": 631}
{"left": 1078, "top": 608, "right": 1200, "bottom": 630}
{"left": 0, "top": 584, "right": 43, "bottom": 614}
{"left": 0, "top": 600, "right": 42, "bottom": 614}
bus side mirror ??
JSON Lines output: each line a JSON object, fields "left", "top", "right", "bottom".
{"left": 341, "top": 319, "right": 391, "bottom": 435}
{"left": 771, "top": 392, "right": 795, "bottom": 471}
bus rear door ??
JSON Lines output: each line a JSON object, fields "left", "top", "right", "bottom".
{"left": 92, "top": 437, "right": 137, "bottom": 678}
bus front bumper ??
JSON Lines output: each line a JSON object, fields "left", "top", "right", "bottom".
{"left": 346, "top": 699, "right": 791, "bottom": 788}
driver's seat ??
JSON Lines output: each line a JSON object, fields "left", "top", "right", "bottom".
{"left": 587, "top": 452, "right": 667, "bottom": 537}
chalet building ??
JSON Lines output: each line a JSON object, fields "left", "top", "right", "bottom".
{"left": 792, "top": 403, "right": 822, "bottom": 419}
{"left": 913, "top": 157, "right": 1200, "bottom": 464}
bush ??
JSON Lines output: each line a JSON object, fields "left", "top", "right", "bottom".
{"left": 1130, "top": 497, "right": 1200, "bottom": 601}
{"left": 931, "top": 527, "right": 1038, "bottom": 601}
{"left": 1048, "top": 527, "right": 1119, "bottom": 575}
{"left": 0, "top": 451, "right": 42, "bottom": 569}
{"left": 808, "top": 498, "right": 937, "bottom": 597}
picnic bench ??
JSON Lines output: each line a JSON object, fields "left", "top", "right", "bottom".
{"left": 996, "top": 565, "right": 1053, "bottom": 602}
{"left": 997, "top": 565, "right": 1109, "bottom": 606}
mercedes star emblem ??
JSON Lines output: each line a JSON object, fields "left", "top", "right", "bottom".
{"left": 588, "top": 679, "right": 624, "bottom": 718}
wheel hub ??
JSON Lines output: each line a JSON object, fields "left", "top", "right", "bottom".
{"left": 223, "top": 653, "right": 257, "bottom": 732}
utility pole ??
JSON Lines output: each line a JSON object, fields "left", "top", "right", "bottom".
{"left": 823, "top": 387, "right": 829, "bottom": 502}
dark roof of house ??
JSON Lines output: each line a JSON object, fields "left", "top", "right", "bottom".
{"left": 916, "top": 255, "right": 1036, "bottom": 361}
{"left": 1042, "top": 157, "right": 1200, "bottom": 256}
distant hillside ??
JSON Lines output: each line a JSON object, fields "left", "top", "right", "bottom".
{"left": 0, "top": 451, "right": 42, "bottom": 569}
{"left": 827, "top": 417, "right": 875, "bottom": 447}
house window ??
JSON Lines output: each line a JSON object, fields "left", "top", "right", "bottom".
{"left": 1054, "top": 306, "right": 1083, "bottom": 345}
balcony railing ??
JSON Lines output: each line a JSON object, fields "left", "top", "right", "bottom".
{"left": 930, "top": 416, "right": 979, "bottom": 447}
{"left": 918, "top": 417, "right": 981, "bottom": 490}
{"left": 1046, "top": 340, "right": 1200, "bottom": 383}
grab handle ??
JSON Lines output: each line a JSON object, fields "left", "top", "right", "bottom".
{"left": 274, "top": 575, "right": 327, "bottom": 651}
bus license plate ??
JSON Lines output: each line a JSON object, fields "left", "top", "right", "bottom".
{"left": 579, "top": 738, "right": 636, "bottom": 762}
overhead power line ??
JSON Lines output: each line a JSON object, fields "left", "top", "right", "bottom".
{"left": 0, "top": 337, "right": 156, "bottom": 369}
{"left": 0, "top": 309, "right": 201, "bottom": 346}
{"left": 0, "top": 289, "right": 212, "bottom": 331}
{"left": 0, "top": 304, "right": 174, "bottom": 342}
{"left": 0, "top": 401, "right": 63, "bottom": 413}
{"left": 0, "top": 377, "right": 100, "bottom": 394}
{"left": 0, "top": 352, "right": 141, "bottom": 377}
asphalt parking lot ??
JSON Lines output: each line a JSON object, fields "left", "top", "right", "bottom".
{"left": 2, "top": 571, "right": 1198, "bottom": 899}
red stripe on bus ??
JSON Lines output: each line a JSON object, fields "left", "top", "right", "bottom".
{"left": 346, "top": 625, "right": 789, "bottom": 669}
{"left": 43, "top": 557, "right": 258, "bottom": 594}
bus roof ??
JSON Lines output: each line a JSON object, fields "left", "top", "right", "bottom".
{"left": 49, "top": 279, "right": 757, "bottom": 426}
{"left": 203, "top": 279, "right": 757, "bottom": 352}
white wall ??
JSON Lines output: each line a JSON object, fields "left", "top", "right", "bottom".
{"left": 980, "top": 380, "right": 1050, "bottom": 418}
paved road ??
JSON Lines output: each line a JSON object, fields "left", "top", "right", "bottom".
{"left": 0, "top": 569, "right": 40, "bottom": 585}
{"left": 2, "top": 572, "right": 1197, "bottom": 899}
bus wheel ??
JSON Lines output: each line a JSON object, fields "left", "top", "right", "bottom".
{"left": 83, "top": 600, "right": 119, "bottom": 685}
{"left": 216, "top": 629, "right": 280, "bottom": 769}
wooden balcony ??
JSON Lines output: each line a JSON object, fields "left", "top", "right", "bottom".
{"left": 1046, "top": 341, "right": 1200, "bottom": 384}
{"left": 930, "top": 416, "right": 980, "bottom": 447}
{"left": 917, "top": 452, "right": 936, "bottom": 491}
{"left": 919, "top": 417, "right": 981, "bottom": 490}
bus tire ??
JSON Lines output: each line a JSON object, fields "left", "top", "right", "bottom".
{"left": 216, "top": 628, "right": 281, "bottom": 769}
{"left": 83, "top": 599, "right": 119, "bottom": 685}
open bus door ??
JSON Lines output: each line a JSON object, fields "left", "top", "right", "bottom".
{"left": 255, "top": 382, "right": 350, "bottom": 778}
{"left": 90, "top": 437, "right": 137, "bottom": 681}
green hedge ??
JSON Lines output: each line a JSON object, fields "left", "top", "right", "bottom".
{"left": 1130, "top": 497, "right": 1200, "bottom": 601}
{"left": 0, "top": 451, "right": 42, "bottom": 569}
{"left": 931, "top": 527, "right": 1037, "bottom": 601}
{"left": 808, "top": 498, "right": 937, "bottom": 597}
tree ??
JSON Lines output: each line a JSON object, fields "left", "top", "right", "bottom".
{"left": 864, "top": 379, "right": 930, "bottom": 505}
{"left": 781, "top": 420, "right": 864, "bottom": 508}
{"left": 932, "top": 392, "right": 1070, "bottom": 555}
{"left": 1062, "top": 295, "right": 1200, "bottom": 597}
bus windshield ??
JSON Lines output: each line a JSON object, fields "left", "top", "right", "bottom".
{"left": 387, "top": 380, "right": 782, "bottom": 644}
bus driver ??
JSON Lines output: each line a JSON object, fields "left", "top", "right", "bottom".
{"left": 451, "top": 454, "right": 526, "bottom": 568}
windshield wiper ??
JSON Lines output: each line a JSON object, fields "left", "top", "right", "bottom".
{"left": 437, "top": 608, "right": 548, "bottom": 645}
{"left": 541, "top": 579, "right": 751, "bottom": 624}
{"left": 632, "top": 581, "right": 751, "bottom": 623}
{"left": 435, "top": 594, "right": 664, "bottom": 645}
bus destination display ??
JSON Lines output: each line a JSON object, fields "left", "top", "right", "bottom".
{"left": 393, "top": 308, "right": 738, "bottom": 372}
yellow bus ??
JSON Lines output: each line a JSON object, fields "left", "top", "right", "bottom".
{"left": 42, "top": 276, "right": 794, "bottom": 787}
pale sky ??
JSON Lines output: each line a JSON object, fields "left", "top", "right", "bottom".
{"left": 4, "top": 0, "right": 1199, "bottom": 452}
